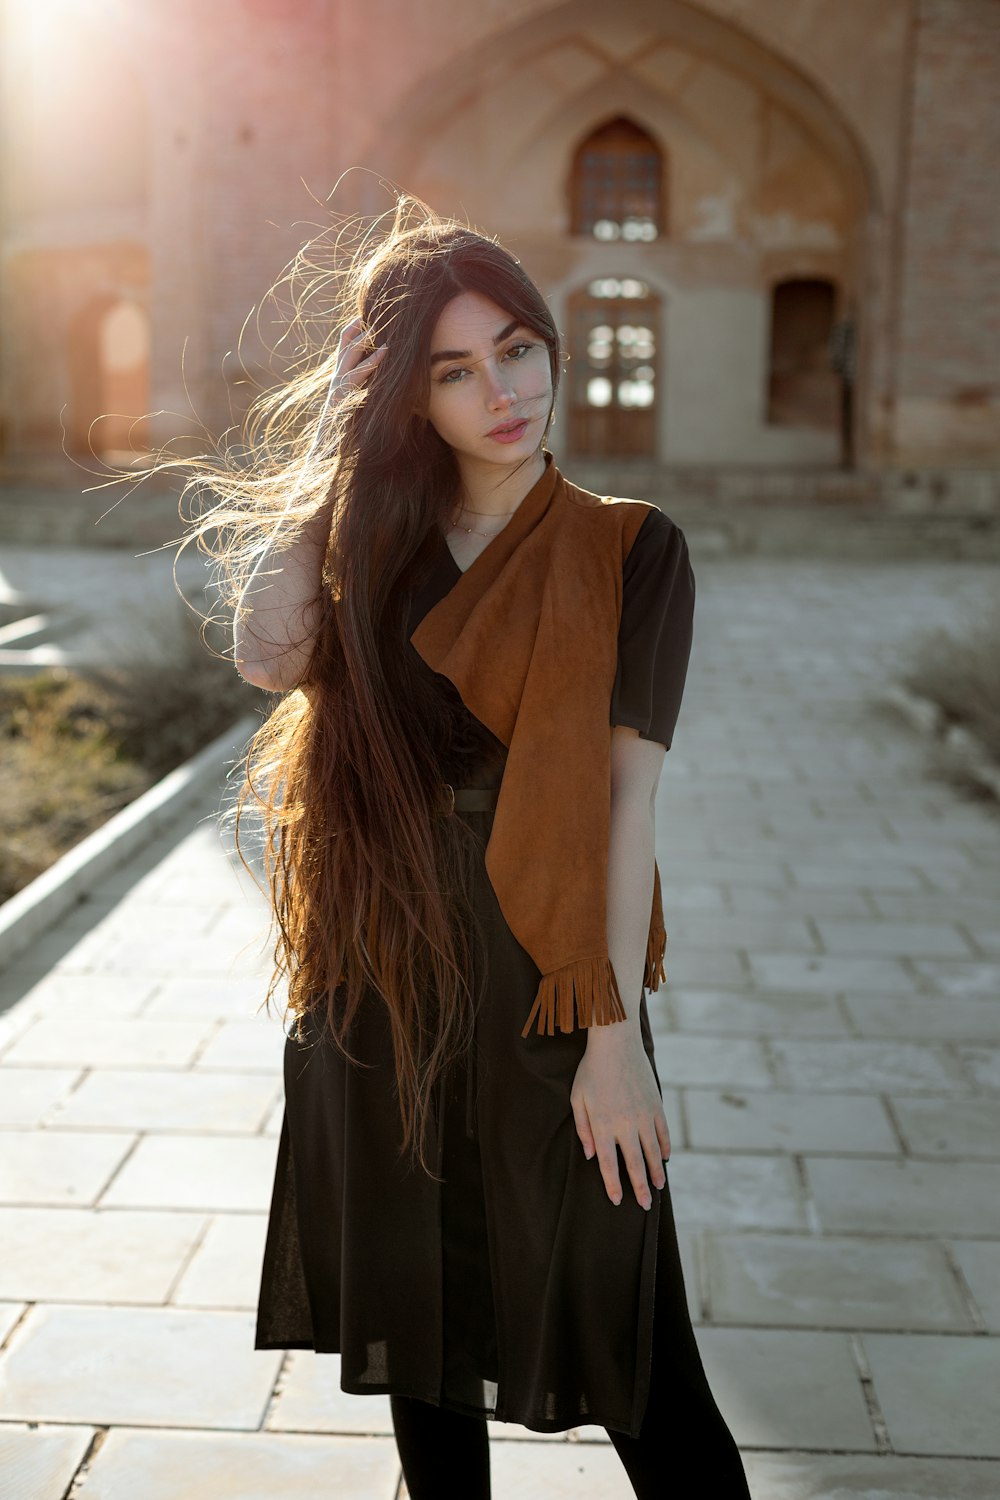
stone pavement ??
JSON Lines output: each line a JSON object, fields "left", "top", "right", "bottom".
{"left": 1, "top": 551, "right": 999, "bottom": 1499}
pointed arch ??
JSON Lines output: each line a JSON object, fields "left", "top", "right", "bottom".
{"left": 568, "top": 115, "right": 665, "bottom": 240}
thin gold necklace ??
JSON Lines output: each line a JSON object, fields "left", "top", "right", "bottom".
{"left": 448, "top": 502, "right": 520, "bottom": 540}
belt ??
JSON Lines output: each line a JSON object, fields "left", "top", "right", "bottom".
{"left": 438, "top": 783, "right": 500, "bottom": 815}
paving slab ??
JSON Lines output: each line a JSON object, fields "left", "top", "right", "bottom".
{"left": 666, "top": 1152, "right": 808, "bottom": 1230}
{"left": 646, "top": 1033, "right": 774, "bottom": 1089}
{"left": 1, "top": 973, "right": 161, "bottom": 1019}
{"left": 74, "top": 1428, "right": 400, "bottom": 1499}
{"left": 783, "top": 863, "right": 927, "bottom": 894}
{"left": 98, "top": 1134, "right": 277, "bottom": 1212}
{"left": 814, "top": 919, "right": 977, "bottom": 959}
{"left": 684, "top": 1087, "right": 897, "bottom": 1154}
{"left": 649, "top": 879, "right": 727, "bottom": 911}
{"left": 946, "top": 1240, "right": 1000, "bottom": 1332}
{"left": 869, "top": 892, "right": 1000, "bottom": 925}
{"left": 0, "top": 1130, "right": 135, "bottom": 1207}
{"left": 769, "top": 1038, "right": 969, "bottom": 1094}
{"left": 954, "top": 1044, "right": 1000, "bottom": 1091}
{"left": 0, "top": 1067, "right": 82, "bottom": 1126}
{"left": 964, "top": 919, "right": 1000, "bottom": 957}
{"left": 750, "top": 951, "right": 920, "bottom": 993}
{"left": 0, "top": 1207, "right": 206, "bottom": 1303}
{"left": 727, "top": 885, "right": 872, "bottom": 917}
{"left": 0, "top": 1304, "right": 25, "bottom": 1344}
{"left": 909, "top": 960, "right": 1000, "bottom": 997}
{"left": 264, "top": 1350, "right": 398, "bottom": 1436}
{"left": 862, "top": 1332, "right": 1000, "bottom": 1457}
{"left": 3, "top": 1017, "right": 216, "bottom": 1069}
{"left": 0, "top": 1423, "right": 97, "bottom": 1500}
{"left": 653, "top": 944, "right": 746, "bottom": 987}
{"left": 487, "top": 1439, "right": 634, "bottom": 1494}
{"left": 142, "top": 973, "right": 284, "bottom": 1020}
{"left": 69, "top": 932, "right": 268, "bottom": 975}
{"left": 171, "top": 1213, "right": 270, "bottom": 1310}
{"left": 695, "top": 1327, "right": 877, "bottom": 1450}
{"left": 741, "top": 1452, "right": 1000, "bottom": 1498}
{"left": 668, "top": 986, "right": 851, "bottom": 1036}
{"left": 76, "top": 901, "right": 225, "bottom": 946}
{"left": 46, "top": 1067, "right": 279, "bottom": 1132}
{"left": 192, "top": 1016, "right": 286, "bottom": 1071}
{"left": 806, "top": 1157, "right": 1000, "bottom": 1236}
{"left": 842, "top": 993, "right": 1000, "bottom": 1042}
{"left": 703, "top": 1232, "right": 974, "bottom": 1330}
{"left": 890, "top": 1096, "right": 1000, "bottom": 1158}
{"left": 0, "top": 1305, "right": 282, "bottom": 1429}
{"left": 667, "top": 912, "right": 820, "bottom": 951}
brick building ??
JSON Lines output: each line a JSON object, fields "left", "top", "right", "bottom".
{"left": 1, "top": 0, "right": 998, "bottom": 514}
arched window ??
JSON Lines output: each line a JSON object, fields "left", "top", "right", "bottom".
{"left": 569, "top": 117, "right": 663, "bottom": 241}
{"left": 766, "top": 278, "right": 840, "bottom": 430}
{"left": 567, "top": 277, "right": 660, "bottom": 458}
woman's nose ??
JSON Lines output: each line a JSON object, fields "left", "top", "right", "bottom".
{"left": 487, "top": 373, "right": 517, "bottom": 406}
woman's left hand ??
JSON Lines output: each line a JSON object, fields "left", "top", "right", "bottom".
{"left": 570, "top": 1029, "right": 671, "bottom": 1210}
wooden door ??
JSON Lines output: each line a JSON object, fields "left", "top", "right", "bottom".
{"left": 567, "top": 281, "right": 659, "bottom": 458}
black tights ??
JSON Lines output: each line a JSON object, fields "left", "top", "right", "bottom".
{"left": 389, "top": 1213, "right": 751, "bottom": 1500}
{"left": 390, "top": 1367, "right": 749, "bottom": 1500}
{"left": 390, "top": 1392, "right": 492, "bottom": 1498}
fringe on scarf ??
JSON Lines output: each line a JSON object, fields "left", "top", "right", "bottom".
{"left": 643, "top": 860, "right": 668, "bottom": 992}
{"left": 520, "top": 862, "right": 670, "bottom": 1037}
{"left": 520, "top": 955, "right": 627, "bottom": 1038}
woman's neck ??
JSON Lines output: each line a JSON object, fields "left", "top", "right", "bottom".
{"left": 452, "top": 448, "right": 547, "bottom": 517}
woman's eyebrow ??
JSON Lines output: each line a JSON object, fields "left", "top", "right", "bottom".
{"left": 429, "top": 319, "right": 525, "bottom": 367}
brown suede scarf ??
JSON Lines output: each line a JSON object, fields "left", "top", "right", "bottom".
{"left": 410, "top": 452, "right": 669, "bottom": 1039}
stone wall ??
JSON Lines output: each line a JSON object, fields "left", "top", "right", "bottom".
{"left": 1, "top": 0, "right": 997, "bottom": 500}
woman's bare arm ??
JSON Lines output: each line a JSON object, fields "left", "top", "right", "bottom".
{"left": 570, "top": 725, "right": 672, "bottom": 1210}
{"left": 234, "top": 496, "right": 334, "bottom": 692}
{"left": 232, "top": 318, "right": 387, "bottom": 693}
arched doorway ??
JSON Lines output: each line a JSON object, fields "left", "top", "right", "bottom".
{"left": 567, "top": 277, "right": 660, "bottom": 458}
{"left": 68, "top": 296, "right": 151, "bottom": 460}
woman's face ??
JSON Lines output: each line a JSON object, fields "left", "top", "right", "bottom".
{"left": 423, "top": 290, "right": 553, "bottom": 467}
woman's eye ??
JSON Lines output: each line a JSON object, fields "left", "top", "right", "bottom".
{"left": 434, "top": 343, "right": 530, "bottom": 384}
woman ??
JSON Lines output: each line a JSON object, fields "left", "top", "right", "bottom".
{"left": 181, "top": 193, "right": 750, "bottom": 1497}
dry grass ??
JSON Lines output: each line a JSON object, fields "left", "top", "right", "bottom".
{"left": 0, "top": 618, "right": 266, "bottom": 903}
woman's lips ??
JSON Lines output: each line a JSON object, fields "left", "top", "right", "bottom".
{"left": 487, "top": 418, "right": 529, "bottom": 443}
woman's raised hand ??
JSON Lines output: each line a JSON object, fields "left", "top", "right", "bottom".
{"left": 331, "top": 315, "right": 388, "bottom": 404}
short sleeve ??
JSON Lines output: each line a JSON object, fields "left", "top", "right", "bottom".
{"left": 610, "top": 508, "right": 695, "bottom": 751}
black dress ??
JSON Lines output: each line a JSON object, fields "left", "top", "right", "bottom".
{"left": 254, "top": 505, "right": 697, "bottom": 1439}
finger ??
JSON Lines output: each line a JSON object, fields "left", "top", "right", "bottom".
{"left": 655, "top": 1110, "right": 671, "bottom": 1163}
{"left": 338, "top": 325, "right": 374, "bottom": 367}
{"left": 621, "top": 1134, "right": 653, "bottom": 1210}
{"left": 341, "top": 347, "right": 386, "bottom": 386}
{"left": 344, "top": 330, "right": 373, "bottom": 364}
{"left": 339, "top": 316, "right": 364, "bottom": 342}
{"left": 594, "top": 1136, "right": 622, "bottom": 1205}
{"left": 570, "top": 1094, "right": 596, "bottom": 1160}
{"left": 640, "top": 1123, "right": 666, "bottom": 1190}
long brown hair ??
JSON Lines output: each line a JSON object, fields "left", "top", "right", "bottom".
{"left": 110, "top": 191, "right": 563, "bottom": 1175}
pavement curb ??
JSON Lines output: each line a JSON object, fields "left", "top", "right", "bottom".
{"left": 0, "top": 711, "right": 260, "bottom": 970}
{"left": 878, "top": 681, "right": 1000, "bottom": 801}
